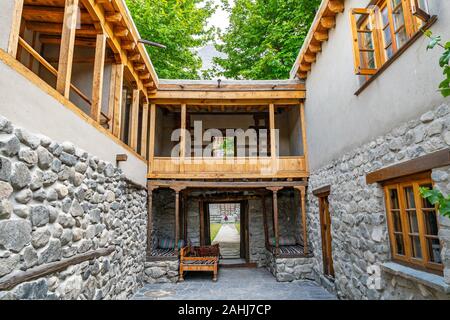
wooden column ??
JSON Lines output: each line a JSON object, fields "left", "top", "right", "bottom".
{"left": 267, "top": 187, "right": 282, "bottom": 255}
{"left": 129, "top": 89, "right": 139, "bottom": 150}
{"left": 148, "top": 104, "right": 156, "bottom": 173}
{"left": 269, "top": 103, "right": 277, "bottom": 172}
{"left": 300, "top": 102, "right": 309, "bottom": 172}
{"left": 262, "top": 194, "right": 269, "bottom": 249}
{"left": 171, "top": 187, "right": 185, "bottom": 255}
{"left": 146, "top": 185, "right": 157, "bottom": 256}
{"left": 91, "top": 33, "right": 107, "bottom": 122}
{"left": 199, "top": 200, "right": 205, "bottom": 246}
{"left": 110, "top": 63, "right": 124, "bottom": 137}
{"left": 7, "top": 0, "right": 24, "bottom": 58}
{"left": 295, "top": 186, "right": 308, "bottom": 255}
{"left": 56, "top": 0, "right": 79, "bottom": 98}
{"left": 179, "top": 104, "right": 187, "bottom": 173}
{"left": 140, "top": 101, "right": 149, "bottom": 158}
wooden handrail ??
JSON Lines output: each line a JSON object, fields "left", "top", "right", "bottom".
{"left": 18, "top": 37, "right": 91, "bottom": 105}
{"left": 18, "top": 37, "right": 110, "bottom": 125}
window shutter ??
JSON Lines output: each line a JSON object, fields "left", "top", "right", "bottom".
{"left": 349, "top": 8, "right": 381, "bottom": 76}
{"left": 410, "top": 0, "right": 430, "bottom": 22}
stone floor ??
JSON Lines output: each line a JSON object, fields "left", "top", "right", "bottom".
{"left": 132, "top": 268, "right": 336, "bottom": 300}
{"left": 212, "top": 224, "right": 241, "bottom": 259}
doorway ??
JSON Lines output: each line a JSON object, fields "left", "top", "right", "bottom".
{"left": 319, "top": 195, "right": 334, "bottom": 278}
{"left": 200, "top": 200, "right": 249, "bottom": 263}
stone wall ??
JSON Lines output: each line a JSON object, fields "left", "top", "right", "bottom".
{"left": 144, "top": 260, "right": 179, "bottom": 284}
{"left": 0, "top": 115, "right": 147, "bottom": 300}
{"left": 266, "top": 252, "right": 314, "bottom": 282}
{"left": 306, "top": 103, "right": 450, "bottom": 300}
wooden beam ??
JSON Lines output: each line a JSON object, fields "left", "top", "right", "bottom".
{"left": 129, "top": 89, "right": 140, "bottom": 150}
{"left": 295, "top": 186, "right": 308, "bottom": 255}
{"left": 328, "top": 0, "right": 344, "bottom": 13}
{"left": 56, "top": 0, "right": 79, "bottom": 98}
{"left": 140, "top": 102, "right": 149, "bottom": 158}
{"left": 148, "top": 104, "right": 156, "bottom": 173}
{"left": 149, "top": 90, "right": 305, "bottom": 101}
{"left": 148, "top": 180, "right": 307, "bottom": 189}
{"left": 314, "top": 31, "right": 328, "bottom": 42}
{"left": 110, "top": 63, "right": 124, "bottom": 137}
{"left": 267, "top": 187, "right": 283, "bottom": 255}
{"left": 172, "top": 188, "right": 182, "bottom": 255}
{"left": 262, "top": 195, "right": 269, "bottom": 249}
{"left": 105, "top": 12, "right": 122, "bottom": 23}
{"left": 299, "top": 62, "right": 312, "bottom": 72}
{"left": 269, "top": 103, "right": 276, "bottom": 166}
{"left": 114, "top": 27, "right": 129, "bottom": 37}
{"left": 122, "top": 40, "right": 136, "bottom": 51}
{"left": 129, "top": 53, "right": 141, "bottom": 61}
{"left": 320, "top": 16, "right": 336, "bottom": 29}
{"left": 0, "top": 246, "right": 114, "bottom": 290}
{"left": 39, "top": 35, "right": 96, "bottom": 47}
{"left": 146, "top": 185, "right": 157, "bottom": 256}
{"left": 300, "top": 102, "right": 309, "bottom": 172}
{"left": 304, "top": 53, "right": 316, "bottom": 64}
{"left": 179, "top": 104, "right": 187, "bottom": 172}
{"left": 26, "top": 22, "right": 98, "bottom": 37}
{"left": 91, "top": 33, "right": 107, "bottom": 122}
{"left": 7, "top": 0, "right": 24, "bottom": 57}
{"left": 366, "top": 148, "right": 450, "bottom": 184}
{"left": 309, "top": 43, "right": 322, "bottom": 53}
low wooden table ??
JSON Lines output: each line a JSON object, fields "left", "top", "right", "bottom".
{"left": 179, "top": 245, "right": 219, "bottom": 282}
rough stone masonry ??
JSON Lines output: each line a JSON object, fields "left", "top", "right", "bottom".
{"left": 0, "top": 115, "right": 147, "bottom": 300}
{"left": 307, "top": 103, "right": 450, "bottom": 300}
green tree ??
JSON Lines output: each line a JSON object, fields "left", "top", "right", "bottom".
{"left": 213, "top": 0, "right": 320, "bottom": 79}
{"left": 126, "top": 0, "right": 216, "bottom": 79}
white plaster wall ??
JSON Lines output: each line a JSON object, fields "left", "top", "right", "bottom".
{"left": 0, "top": 59, "right": 147, "bottom": 186}
{"left": 0, "top": 1, "right": 15, "bottom": 52}
{"left": 305, "top": 0, "right": 450, "bottom": 170}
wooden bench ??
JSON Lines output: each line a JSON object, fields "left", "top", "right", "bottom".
{"left": 179, "top": 244, "right": 219, "bottom": 282}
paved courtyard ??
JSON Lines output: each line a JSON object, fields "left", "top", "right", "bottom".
{"left": 132, "top": 268, "right": 336, "bottom": 300}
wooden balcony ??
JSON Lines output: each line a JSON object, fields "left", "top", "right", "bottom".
{"left": 148, "top": 156, "right": 308, "bottom": 179}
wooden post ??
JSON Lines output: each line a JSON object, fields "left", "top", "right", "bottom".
{"left": 262, "top": 194, "right": 269, "bottom": 249}
{"left": 180, "top": 104, "right": 187, "bottom": 173}
{"left": 110, "top": 63, "right": 124, "bottom": 137}
{"left": 146, "top": 185, "right": 157, "bottom": 257}
{"left": 300, "top": 102, "right": 309, "bottom": 172}
{"left": 295, "top": 186, "right": 308, "bottom": 255}
{"left": 148, "top": 104, "right": 156, "bottom": 173}
{"left": 171, "top": 187, "right": 185, "bottom": 255}
{"left": 269, "top": 103, "right": 277, "bottom": 172}
{"left": 140, "top": 101, "right": 149, "bottom": 158}
{"left": 129, "top": 89, "right": 139, "bottom": 150}
{"left": 91, "top": 33, "right": 107, "bottom": 122}
{"left": 56, "top": 0, "right": 79, "bottom": 98}
{"left": 199, "top": 200, "right": 205, "bottom": 246}
{"left": 7, "top": 0, "right": 24, "bottom": 58}
{"left": 267, "top": 187, "right": 282, "bottom": 255}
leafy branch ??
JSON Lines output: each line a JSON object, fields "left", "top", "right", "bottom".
{"left": 424, "top": 30, "right": 450, "bottom": 97}
{"left": 419, "top": 187, "right": 450, "bottom": 218}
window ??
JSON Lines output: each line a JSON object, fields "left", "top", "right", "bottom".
{"left": 350, "top": 0, "right": 432, "bottom": 76}
{"left": 383, "top": 173, "right": 443, "bottom": 273}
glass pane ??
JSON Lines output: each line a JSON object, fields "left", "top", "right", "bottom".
{"left": 381, "top": 7, "right": 389, "bottom": 26}
{"left": 386, "top": 45, "right": 394, "bottom": 59}
{"left": 418, "top": 0, "right": 429, "bottom": 12}
{"left": 358, "top": 31, "right": 374, "bottom": 50}
{"left": 392, "top": 6, "right": 405, "bottom": 30}
{"left": 360, "top": 51, "right": 375, "bottom": 69}
{"left": 408, "top": 211, "right": 419, "bottom": 233}
{"left": 395, "top": 234, "right": 405, "bottom": 255}
{"left": 410, "top": 235, "right": 422, "bottom": 258}
{"left": 392, "top": 211, "right": 402, "bottom": 232}
{"left": 403, "top": 186, "right": 416, "bottom": 209}
{"left": 396, "top": 27, "right": 408, "bottom": 47}
{"left": 383, "top": 27, "right": 392, "bottom": 46}
{"left": 420, "top": 184, "right": 434, "bottom": 208}
{"left": 391, "top": 0, "right": 402, "bottom": 7}
{"left": 389, "top": 189, "right": 399, "bottom": 209}
{"left": 427, "top": 238, "right": 442, "bottom": 264}
{"left": 424, "top": 211, "right": 438, "bottom": 236}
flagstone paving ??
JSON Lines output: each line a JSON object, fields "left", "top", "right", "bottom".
{"left": 132, "top": 268, "right": 336, "bottom": 300}
{"left": 212, "top": 224, "right": 240, "bottom": 259}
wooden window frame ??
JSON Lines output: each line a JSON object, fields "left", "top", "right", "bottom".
{"left": 315, "top": 188, "right": 334, "bottom": 279}
{"left": 383, "top": 172, "right": 443, "bottom": 274}
{"left": 350, "top": 0, "right": 433, "bottom": 77}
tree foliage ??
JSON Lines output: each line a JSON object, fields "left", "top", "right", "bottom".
{"left": 126, "top": 0, "right": 216, "bottom": 79}
{"left": 213, "top": 0, "right": 321, "bottom": 80}
{"left": 424, "top": 30, "right": 450, "bottom": 97}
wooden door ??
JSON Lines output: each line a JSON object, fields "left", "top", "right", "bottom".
{"left": 319, "top": 196, "right": 334, "bottom": 278}
{"left": 239, "top": 201, "right": 249, "bottom": 261}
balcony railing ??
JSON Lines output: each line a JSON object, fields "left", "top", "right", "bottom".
{"left": 148, "top": 156, "right": 308, "bottom": 179}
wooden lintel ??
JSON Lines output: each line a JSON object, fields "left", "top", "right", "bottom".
{"left": 320, "top": 16, "right": 336, "bottom": 29}
{"left": 148, "top": 180, "right": 307, "bottom": 189}
{"left": 328, "top": 0, "right": 344, "bottom": 13}
{"left": 309, "top": 43, "right": 322, "bottom": 53}
{"left": 105, "top": 13, "right": 122, "bottom": 23}
{"left": 314, "top": 31, "right": 328, "bottom": 42}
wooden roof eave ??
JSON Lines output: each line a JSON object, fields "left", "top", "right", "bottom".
{"left": 289, "top": 0, "right": 345, "bottom": 80}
